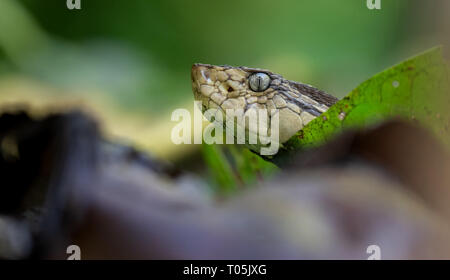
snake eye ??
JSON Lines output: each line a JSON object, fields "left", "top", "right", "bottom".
{"left": 249, "top": 73, "right": 271, "bottom": 92}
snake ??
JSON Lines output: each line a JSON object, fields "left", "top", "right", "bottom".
{"left": 191, "top": 63, "right": 338, "bottom": 153}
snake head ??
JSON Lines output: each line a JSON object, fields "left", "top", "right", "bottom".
{"left": 191, "top": 63, "right": 337, "bottom": 144}
{"left": 191, "top": 63, "right": 280, "bottom": 113}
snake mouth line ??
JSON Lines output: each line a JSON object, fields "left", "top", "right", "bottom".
{"left": 200, "top": 100, "right": 222, "bottom": 115}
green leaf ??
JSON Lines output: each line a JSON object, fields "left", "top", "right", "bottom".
{"left": 201, "top": 143, "right": 237, "bottom": 195}
{"left": 228, "top": 145, "right": 278, "bottom": 185}
{"left": 281, "top": 46, "right": 450, "bottom": 155}
{"left": 202, "top": 144, "right": 278, "bottom": 195}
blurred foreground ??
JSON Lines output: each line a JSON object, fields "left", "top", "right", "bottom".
{"left": 1, "top": 109, "right": 450, "bottom": 259}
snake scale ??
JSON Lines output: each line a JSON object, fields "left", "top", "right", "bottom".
{"left": 191, "top": 63, "right": 339, "bottom": 152}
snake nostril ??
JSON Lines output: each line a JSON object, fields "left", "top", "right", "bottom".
{"left": 227, "top": 87, "right": 233, "bottom": 93}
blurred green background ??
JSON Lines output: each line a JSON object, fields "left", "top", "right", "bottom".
{"left": 0, "top": 0, "right": 447, "bottom": 159}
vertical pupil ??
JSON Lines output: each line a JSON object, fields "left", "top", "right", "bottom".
{"left": 250, "top": 73, "right": 268, "bottom": 91}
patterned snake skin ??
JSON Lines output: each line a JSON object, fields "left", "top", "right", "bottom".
{"left": 191, "top": 63, "right": 339, "bottom": 144}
